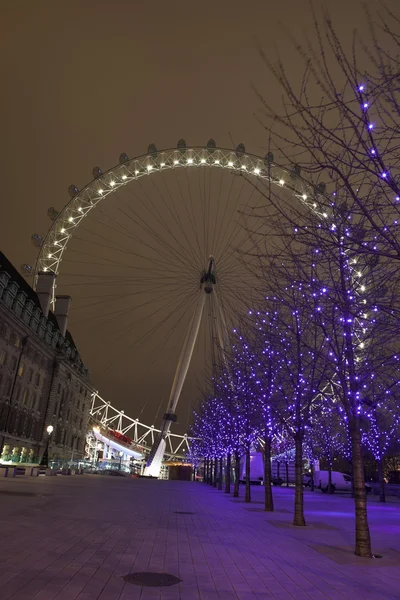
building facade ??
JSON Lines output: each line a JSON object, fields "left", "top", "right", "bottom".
{"left": 0, "top": 251, "right": 94, "bottom": 464}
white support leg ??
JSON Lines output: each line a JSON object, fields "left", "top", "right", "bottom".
{"left": 144, "top": 291, "right": 206, "bottom": 478}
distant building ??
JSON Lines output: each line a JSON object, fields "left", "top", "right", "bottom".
{"left": 0, "top": 251, "right": 94, "bottom": 464}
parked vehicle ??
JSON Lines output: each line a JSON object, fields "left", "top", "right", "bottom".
{"left": 314, "top": 470, "right": 371, "bottom": 494}
{"left": 239, "top": 452, "right": 296, "bottom": 485}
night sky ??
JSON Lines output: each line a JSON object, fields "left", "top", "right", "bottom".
{"left": 1, "top": 1, "right": 377, "bottom": 432}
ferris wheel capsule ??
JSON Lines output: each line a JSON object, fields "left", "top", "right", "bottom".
{"left": 20, "top": 264, "right": 33, "bottom": 275}
{"left": 92, "top": 167, "right": 102, "bottom": 179}
{"left": 31, "top": 233, "right": 43, "bottom": 248}
{"left": 177, "top": 139, "right": 186, "bottom": 154}
{"left": 235, "top": 143, "right": 246, "bottom": 158}
{"left": 207, "top": 139, "right": 216, "bottom": 153}
{"left": 264, "top": 152, "right": 274, "bottom": 166}
{"left": 119, "top": 153, "right": 129, "bottom": 164}
{"left": 315, "top": 182, "right": 326, "bottom": 195}
{"left": 68, "top": 185, "right": 79, "bottom": 198}
{"left": 291, "top": 164, "right": 301, "bottom": 178}
{"left": 148, "top": 144, "right": 157, "bottom": 157}
{"left": 47, "top": 207, "right": 59, "bottom": 220}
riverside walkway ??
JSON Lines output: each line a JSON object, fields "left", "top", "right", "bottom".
{"left": 0, "top": 475, "right": 399, "bottom": 600}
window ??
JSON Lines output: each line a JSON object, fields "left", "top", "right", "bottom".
{"left": 15, "top": 384, "right": 21, "bottom": 402}
{"left": 18, "top": 364, "right": 24, "bottom": 377}
{"left": 0, "top": 350, "right": 7, "bottom": 366}
{"left": 5, "top": 378, "right": 12, "bottom": 396}
{"left": 22, "top": 389, "right": 29, "bottom": 406}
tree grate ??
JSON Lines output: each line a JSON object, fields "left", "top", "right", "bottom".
{"left": 0, "top": 491, "right": 38, "bottom": 497}
{"left": 174, "top": 511, "right": 195, "bottom": 515}
{"left": 122, "top": 572, "right": 181, "bottom": 587}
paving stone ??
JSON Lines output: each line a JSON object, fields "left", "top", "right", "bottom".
{"left": 0, "top": 477, "right": 399, "bottom": 600}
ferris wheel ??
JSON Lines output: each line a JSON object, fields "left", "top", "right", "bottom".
{"left": 28, "top": 140, "right": 322, "bottom": 477}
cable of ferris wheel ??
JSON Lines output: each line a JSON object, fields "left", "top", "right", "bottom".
{"left": 98, "top": 287, "right": 199, "bottom": 371}
{"left": 70, "top": 229, "right": 189, "bottom": 274}
{"left": 68, "top": 281, "right": 186, "bottom": 313}
{"left": 84, "top": 207, "right": 195, "bottom": 275}
{"left": 97, "top": 187, "right": 200, "bottom": 274}
{"left": 77, "top": 219, "right": 194, "bottom": 275}
{"left": 212, "top": 177, "right": 248, "bottom": 260}
{"left": 70, "top": 283, "right": 192, "bottom": 331}
{"left": 155, "top": 171, "right": 206, "bottom": 271}
{"left": 113, "top": 199, "right": 201, "bottom": 274}
{"left": 61, "top": 246, "right": 190, "bottom": 276}
{"left": 126, "top": 177, "right": 203, "bottom": 273}
{"left": 80, "top": 200, "right": 196, "bottom": 272}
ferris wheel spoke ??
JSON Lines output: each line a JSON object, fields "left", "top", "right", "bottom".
{"left": 125, "top": 179, "right": 203, "bottom": 273}
{"left": 97, "top": 287, "right": 199, "bottom": 371}
{"left": 149, "top": 173, "right": 205, "bottom": 271}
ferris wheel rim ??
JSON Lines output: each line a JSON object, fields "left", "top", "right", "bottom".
{"left": 32, "top": 144, "right": 326, "bottom": 286}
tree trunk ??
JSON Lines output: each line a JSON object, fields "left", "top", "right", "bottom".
{"left": 349, "top": 420, "right": 372, "bottom": 557}
{"left": 245, "top": 448, "right": 251, "bottom": 503}
{"left": 328, "top": 464, "right": 333, "bottom": 493}
{"left": 225, "top": 454, "right": 231, "bottom": 493}
{"left": 213, "top": 459, "right": 217, "bottom": 488}
{"left": 264, "top": 435, "right": 274, "bottom": 512}
{"left": 205, "top": 459, "right": 209, "bottom": 483}
{"left": 377, "top": 458, "right": 385, "bottom": 503}
{"left": 293, "top": 432, "right": 306, "bottom": 526}
{"left": 233, "top": 452, "right": 240, "bottom": 497}
{"left": 209, "top": 459, "right": 213, "bottom": 485}
{"left": 285, "top": 461, "right": 289, "bottom": 487}
{"left": 218, "top": 457, "right": 223, "bottom": 490}
{"left": 310, "top": 460, "right": 315, "bottom": 492}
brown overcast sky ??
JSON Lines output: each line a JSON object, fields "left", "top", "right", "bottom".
{"left": 0, "top": 0, "right": 385, "bottom": 432}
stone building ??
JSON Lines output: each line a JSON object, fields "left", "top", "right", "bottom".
{"left": 0, "top": 251, "right": 94, "bottom": 464}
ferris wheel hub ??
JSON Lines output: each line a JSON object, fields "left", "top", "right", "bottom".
{"left": 201, "top": 255, "right": 216, "bottom": 294}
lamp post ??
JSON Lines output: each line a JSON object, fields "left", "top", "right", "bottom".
{"left": 119, "top": 451, "right": 123, "bottom": 471}
{"left": 40, "top": 425, "right": 53, "bottom": 467}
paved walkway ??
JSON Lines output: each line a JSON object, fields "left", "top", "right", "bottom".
{"left": 0, "top": 476, "right": 399, "bottom": 600}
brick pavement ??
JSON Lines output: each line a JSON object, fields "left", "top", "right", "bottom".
{"left": 0, "top": 475, "right": 399, "bottom": 600}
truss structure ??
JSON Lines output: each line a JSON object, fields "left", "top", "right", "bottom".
{"left": 89, "top": 391, "right": 192, "bottom": 460}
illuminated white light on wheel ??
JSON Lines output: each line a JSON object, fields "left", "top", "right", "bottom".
{"left": 302, "top": 194, "right": 308, "bottom": 200}
{"left": 279, "top": 179, "right": 285, "bottom": 185}
{"left": 60, "top": 228, "right": 65, "bottom": 233}
{"left": 135, "top": 170, "right": 139, "bottom": 175}
{"left": 174, "top": 160, "right": 179, "bottom": 165}
{"left": 160, "top": 162, "right": 165, "bottom": 167}
{"left": 241, "top": 165, "right": 247, "bottom": 170}
{"left": 68, "top": 217, "right": 74, "bottom": 222}
{"left": 147, "top": 165, "right": 153, "bottom": 171}
{"left": 122, "top": 175, "right": 127, "bottom": 180}
{"left": 254, "top": 168, "right": 260, "bottom": 175}
{"left": 214, "top": 159, "right": 220, "bottom": 164}
{"left": 228, "top": 161, "right": 233, "bottom": 167}
{"left": 200, "top": 158, "right": 206, "bottom": 164}
{"left": 187, "top": 158, "right": 193, "bottom": 164}
{"left": 99, "top": 189, "right": 104, "bottom": 195}
{"left": 110, "top": 180, "right": 116, "bottom": 186}
{"left": 48, "top": 253, "right": 52, "bottom": 258}
{"left": 78, "top": 207, "right": 83, "bottom": 212}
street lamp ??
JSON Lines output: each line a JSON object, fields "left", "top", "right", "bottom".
{"left": 119, "top": 451, "right": 123, "bottom": 471}
{"left": 40, "top": 425, "right": 54, "bottom": 467}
